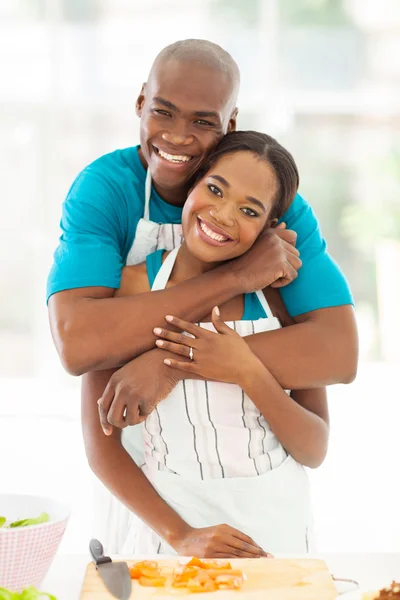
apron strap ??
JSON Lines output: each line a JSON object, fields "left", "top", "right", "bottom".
{"left": 144, "top": 168, "right": 152, "bottom": 221}
{"left": 255, "top": 290, "right": 275, "bottom": 320}
{"left": 151, "top": 246, "right": 180, "bottom": 291}
{"left": 151, "top": 246, "right": 276, "bottom": 321}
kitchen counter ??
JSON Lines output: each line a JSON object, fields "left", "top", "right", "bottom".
{"left": 42, "top": 553, "right": 400, "bottom": 599}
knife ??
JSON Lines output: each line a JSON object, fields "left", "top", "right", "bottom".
{"left": 89, "top": 538, "right": 132, "bottom": 600}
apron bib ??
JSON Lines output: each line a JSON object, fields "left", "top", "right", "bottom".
{"left": 126, "top": 166, "right": 183, "bottom": 265}
{"left": 94, "top": 169, "right": 183, "bottom": 553}
{"left": 121, "top": 246, "right": 314, "bottom": 556}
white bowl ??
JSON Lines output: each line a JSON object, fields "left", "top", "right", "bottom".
{"left": 0, "top": 494, "right": 70, "bottom": 592}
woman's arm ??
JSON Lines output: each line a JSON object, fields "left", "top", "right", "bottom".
{"left": 240, "top": 364, "right": 329, "bottom": 469}
{"left": 81, "top": 369, "right": 189, "bottom": 544}
{"left": 147, "top": 311, "right": 329, "bottom": 468}
{"left": 82, "top": 369, "right": 268, "bottom": 558}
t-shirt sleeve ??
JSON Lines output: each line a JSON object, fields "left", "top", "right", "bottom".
{"left": 278, "top": 193, "right": 354, "bottom": 317}
{"left": 46, "top": 167, "right": 125, "bottom": 302}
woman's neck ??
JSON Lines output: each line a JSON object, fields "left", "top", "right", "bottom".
{"left": 169, "top": 243, "right": 219, "bottom": 284}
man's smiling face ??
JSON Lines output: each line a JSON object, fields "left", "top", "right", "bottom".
{"left": 136, "top": 59, "right": 238, "bottom": 203}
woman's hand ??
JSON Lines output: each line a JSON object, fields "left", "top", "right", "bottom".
{"left": 170, "top": 523, "right": 272, "bottom": 559}
{"left": 153, "top": 307, "right": 261, "bottom": 386}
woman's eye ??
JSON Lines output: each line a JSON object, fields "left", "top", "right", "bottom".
{"left": 241, "top": 207, "right": 259, "bottom": 218}
{"left": 208, "top": 184, "right": 223, "bottom": 197}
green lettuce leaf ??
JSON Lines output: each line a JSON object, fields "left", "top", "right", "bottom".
{"left": 20, "top": 587, "right": 56, "bottom": 600}
{"left": 0, "top": 587, "right": 56, "bottom": 600}
{"left": 0, "top": 517, "right": 6, "bottom": 528}
{"left": 0, "top": 588, "right": 17, "bottom": 600}
{"left": 8, "top": 513, "right": 50, "bottom": 528}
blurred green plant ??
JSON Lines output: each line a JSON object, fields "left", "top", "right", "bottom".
{"left": 19, "top": 0, "right": 99, "bottom": 21}
{"left": 209, "top": 0, "right": 258, "bottom": 28}
{"left": 340, "top": 150, "right": 400, "bottom": 258}
{"left": 210, "top": 0, "right": 352, "bottom": 27}
{"left": 19, "top": 0, "right": 46, "bottom": 19}
{"left": 341, "top": 202, "right": 400, "bottom": 255}
{"left": 290, "top": 139, "right": 377, "bottom": 313}
{"left": 62, "top": 0, "right": 99, "bottom": 22}
{"left": 279, "top": 0, "right": 352, "bottom": 26}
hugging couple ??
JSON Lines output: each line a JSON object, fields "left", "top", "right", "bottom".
{"left": 48, "top": 39, "right": 358, "bottom": 556}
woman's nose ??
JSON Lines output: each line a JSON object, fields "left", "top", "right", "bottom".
{"left": 209, "top": 207, "right": 235, "bottom": 228}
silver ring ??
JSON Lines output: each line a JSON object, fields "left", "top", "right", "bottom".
{"left": 189, "top": 347, "right": 194, "bottom": 361}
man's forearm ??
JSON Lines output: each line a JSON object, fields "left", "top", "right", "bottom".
{"left": 167, "top": 306, "right": 358, "bottom": 390}
{"left": 152, "top": 306, "right": 358, "bottom": 392}
{"left": 243, "top": 306, "right": 358, "bottom": 389}
{"left": 51, "top": 268, "right": 240, "bottom": 375}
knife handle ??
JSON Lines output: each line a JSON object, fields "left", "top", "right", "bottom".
{"left": 90, "top": 538, "right": 112, "bottom": 566}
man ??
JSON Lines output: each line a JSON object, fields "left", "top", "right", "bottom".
{"left": 48, "top": 39, "right": 358, "bottom": 429}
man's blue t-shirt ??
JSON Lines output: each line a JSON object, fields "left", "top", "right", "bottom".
{"left": 47, "top": 146, "right": 353, "bottom": 316}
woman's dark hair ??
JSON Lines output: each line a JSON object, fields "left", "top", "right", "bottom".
{"left": 193, "top": 130, "right": 299, "bottom": 220}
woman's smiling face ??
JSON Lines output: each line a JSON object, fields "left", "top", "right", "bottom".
{"left": 182, "top": 151, "right": 278, "bottom": 263}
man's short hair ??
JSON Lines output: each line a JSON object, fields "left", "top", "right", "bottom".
{"left": 151, "top": 39, "right": 240, "bottom": 106}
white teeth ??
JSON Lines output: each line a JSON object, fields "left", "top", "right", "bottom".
{"left": 158, "top": 149, "right": 191, "bottom": 163}
{"left": 199, "top": 220, "right": 229, "bottom": 242}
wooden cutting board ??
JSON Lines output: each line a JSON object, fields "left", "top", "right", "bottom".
{"left": 80, "top": 557, "right": 338, "bottom": 599}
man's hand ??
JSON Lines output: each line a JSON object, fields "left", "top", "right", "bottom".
{"left": 226, "top": 223, "right": 302, "bottom": 293}
{"left": 97, "top": 348, "right": 179, "bottom": 434}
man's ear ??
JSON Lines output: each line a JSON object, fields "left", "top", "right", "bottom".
{"left": 227, "top": 107, "right": 238, "bottom": 132}
{"left": 135, "top": 83, "right": 146, "bottom": 117}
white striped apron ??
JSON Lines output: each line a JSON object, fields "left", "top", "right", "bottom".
{"left": 121, "top": 246, "right": 314, "bottom": 556}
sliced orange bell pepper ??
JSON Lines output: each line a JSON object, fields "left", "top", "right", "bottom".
{"left": 139, "top": 575, "right": 166, "bottom": 587}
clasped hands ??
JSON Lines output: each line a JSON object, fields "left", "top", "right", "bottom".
{"left": 98, "top": 308, "right": 258, "bottom": 434}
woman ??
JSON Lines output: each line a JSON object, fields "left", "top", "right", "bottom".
{"left": 82, "top": 131, "right": 329, "bottom": 557}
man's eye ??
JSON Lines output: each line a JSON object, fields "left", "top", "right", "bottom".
{"left": 195, "top": 120, "right": 214, "bottom": 126}
{"left": 241, "top": 207, "right": 259, "bottom": 218}
{"left": 208, "top": 184, "right": 222, "bottom": 197}
{"left": 153, "top": 109, "right": 171, "bottom": 117}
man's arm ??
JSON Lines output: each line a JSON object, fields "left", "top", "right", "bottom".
{"left": 49, "top": 228, "right": 300, "bottom": 375}
{"left": 51, "top": 161, "right": 356, "bottom": 388}
{"left": 244, "top": 305, "right": 358, "bottom": 389}
{"left": 48, "top": 161, "right": 299, "bottom": 376}
{"left": 50, "top": 274, "right": 237, "bottom": 375}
